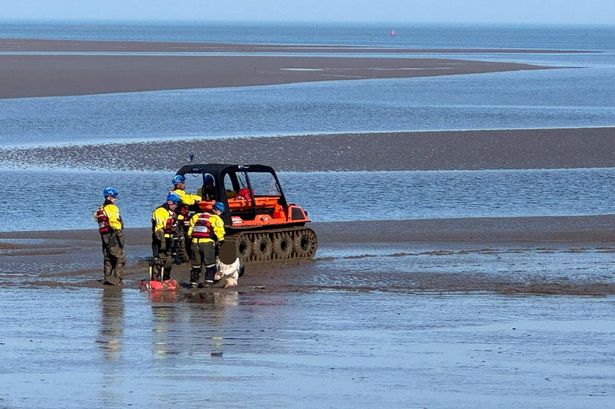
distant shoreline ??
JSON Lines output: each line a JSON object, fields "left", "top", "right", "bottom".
{"left": 0, "top": 38, "right": 556, "bottom": 99}
{"left": 0, "top": 38, "right": 591, "bottom": 54}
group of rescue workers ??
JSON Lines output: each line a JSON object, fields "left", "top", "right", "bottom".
{"left": 94, "top": 174, "right": 233, "bottom": 288}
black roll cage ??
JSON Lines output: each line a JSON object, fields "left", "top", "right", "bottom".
{"left": 175, "top": 164, "right": 288, "bottom": 224}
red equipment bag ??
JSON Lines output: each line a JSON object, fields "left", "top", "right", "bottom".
{"left": 139, "top": 261, "right": 178, "bottom": 292}
{"left": 139, "top": 279, "right": 178, "bottom": 292}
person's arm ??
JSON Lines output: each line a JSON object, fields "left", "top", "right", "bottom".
{"left": 175, "top": 189, "right": 201, "bottom": 206}
{"left": 105, "top": 204, "right": 123, "bottom": 231}
{"left": 151, "top": 208, "right": 166, "bottom": 251}
{"left": 153, "top": 208, "right": 167, "bottom": 233}
{"left": 212, "top": 215, "right": 225, "bottom": 242}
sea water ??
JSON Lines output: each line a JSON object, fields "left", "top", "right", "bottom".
{"left": 2, "top": 167, "right": 614, "bottom": 232}
{"left": 1, "top": 23, "right": 615, "bottom": 230}
{"left": 0, "top": 23, "right": 614, "bottom": 146}
{"left": 2, "top": 66, "right": 615, "bottom": 146}
{"left": 1, "top": 21, "right": 614, "bottom": 50}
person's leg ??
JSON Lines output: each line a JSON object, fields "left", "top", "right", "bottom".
{"left": 151, "top": 233, "right": 163, "bottom": 280}
{"left": 189, "top": 240, "right": 202, "bottom": 287}
{"left": 162, "top": 238, "right": 174, "bottom": 280}
{"left": 101, "top": 234, "right": 113, "bottom": 283}
{"left": 203, "top": 242, "right": 217, "bottom": 286}
{"left": 108, "top": 231, "right": 125, "bottom": 282}
{"left": 174, "top": 225, "right": 183, "bottom": 263}
{"left": 175, "top": 224, "right": 190, "bottom": 264}
{"left": 183, "top": 229, "right": 192, "bottom": 260}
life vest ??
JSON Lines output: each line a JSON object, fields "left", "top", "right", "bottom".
{"left": 96, "top": 206, "right": 110, "bottom": 234}
{"left": 152, "top": 206, "right": 177, "bottom": 237}
{"left": 177, "top": 203, "right": 191, "bottom": 226}
{"left": 163, "top": 209, "right": 177, "bottom": 235}
{"left": 192, "top": 213, "right": 212, "bottom": 239}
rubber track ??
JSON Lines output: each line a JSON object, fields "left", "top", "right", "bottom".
{"left": 228, "top": 226, "right": 318, "bottom": 264}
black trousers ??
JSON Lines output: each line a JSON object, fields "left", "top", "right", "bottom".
{"left": 101, "top": 230, "right": 125, "bottom": 283}
{"left": 151, "top": 234, "right": 174, "bottom": 280}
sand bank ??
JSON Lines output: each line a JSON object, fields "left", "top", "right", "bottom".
{"left": 3, "top": 127, "right": 615, "bottom": 171}
{"left": 0, "top": 47, "right": 551, "bottom": 98}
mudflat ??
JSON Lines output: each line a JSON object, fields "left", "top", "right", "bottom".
{"left": 0, "top": 39, "right": 554, "bottom": 98}
{"left": 2, "top": 216, "right": 614, "bottom": 295}
{"left": 3, "top": 127, "right": 615, "bottom": 171}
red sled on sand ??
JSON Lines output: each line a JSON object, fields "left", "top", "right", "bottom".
{"left": 138, "top": 265, "right": 178, "bottom": 292}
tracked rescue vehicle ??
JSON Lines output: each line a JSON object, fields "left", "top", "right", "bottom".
{"left": 175, "top": 164, "right": 317, "bottom": 264}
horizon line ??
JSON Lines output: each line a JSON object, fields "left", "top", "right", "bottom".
{"left": 0, "top": 18, "right": 614, "bottom": 28}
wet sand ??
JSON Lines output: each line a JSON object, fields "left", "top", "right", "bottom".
{"left": 2, "top": 216, "right": 615, "bottom": 295}
{"left": 2, "top": 219, "right": 614, "bottom": 408}
{"left": 1, "top": 286, "right": 612, "bottom": 409}
{"left": 0, "top": 39, "right": 553, "bottom": 99}
{"left": 3, "top": 127, "right": 615, "bottom": 171}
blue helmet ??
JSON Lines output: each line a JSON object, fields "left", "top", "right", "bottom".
{"left": 166, "top": 192, "right": 181, "bottom": 204}
{"left": 173, "top": 175, "right": 186, "bottom": 185}
{"left": 172, "top": 174, "right": 186, "bottom": 185}
{"left": 103, "top": 187, "right": 119, "bottom": 198}
{"left": 213, "top": 202, "right": 225, "bottom": 213}
{"left": 204, "top": 174, "right": 215, "bottom": 186}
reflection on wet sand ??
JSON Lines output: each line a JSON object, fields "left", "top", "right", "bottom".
{"left": 1, "top": 285, "right": 613, "bottom": 408}
{"left": 186, "top": 291, "right": 239, "bottom": 358}
{"left": 98, "top": 288, "right": 125, "bottom": 408}
{"left": 98, "top": 288, "right": 124, "bottom": 361}
{"left": 149, "top": 290, "right": 239, "bottom": 359}
{"left": 150, "top": 304, "right": 178, "bottom": 359}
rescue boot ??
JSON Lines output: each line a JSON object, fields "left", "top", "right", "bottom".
{"left": 162, "top": 267, "right": 171, "bottom": 281}
{"left": 103, "top": 262, "right": 113, "bottom": 284}
{"left": 190, "top": 267, "right": 201, "bottom": 288}
{"left": 204, "top": 266, "right": 216, "bottom": 287}
{"left": 104, "top": 275, "right": 121, "bottom": 286}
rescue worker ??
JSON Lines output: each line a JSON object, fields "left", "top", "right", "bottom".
{"left": 94, "top": 187, "right": 125, "bottom": 285}
{"left": 151, "top": 192, "right": 180, "bottom": 281}
{"left": 171, "top": 174, "right": 202, "bottom": 263}
{"left": 199, "top": 174, "right": 217, "bottom": 200}
{"left": 187, "top": 201, "right": 226, "bottom": 288}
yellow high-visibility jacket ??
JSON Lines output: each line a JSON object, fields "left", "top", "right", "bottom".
{"left": 188, "top": 212, "right": 225, "bottom": 243}
{"left": 172, "top": 189, "right": 202, "bottom": 223}
{"left": 152, "top": 206, "right": 176, "bottom": 238}
{"left": 94, "top": 202, "right": 123, "bottom": 231}
{"left": 172, "top": 189, "right": 201, "bottom": 206}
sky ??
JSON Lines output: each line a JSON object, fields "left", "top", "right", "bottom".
{"left": 2, "top": 0, "right": 615, "bottom": 25}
